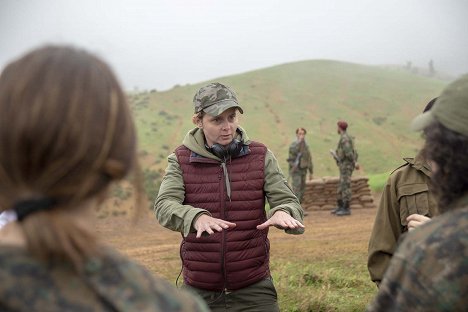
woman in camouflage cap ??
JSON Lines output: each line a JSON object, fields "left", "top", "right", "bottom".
{"left": 155, "top": 82, "right": 305, "bottom": 311}
{"left": 0, "top": 45, "right": 208, "bottom": 312}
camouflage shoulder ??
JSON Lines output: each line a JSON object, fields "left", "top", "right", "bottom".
{"left": 289, "top": 140, "right": 299, "bottom": 149}
{"left": 88, "top": 248, "right": 210, "bottom": 312}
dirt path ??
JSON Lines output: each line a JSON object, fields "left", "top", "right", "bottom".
{"left": 97, "top": 205, "right": 378, "bottom": 279}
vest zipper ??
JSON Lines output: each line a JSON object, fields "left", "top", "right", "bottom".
{"left": 219, "top": 161, "right": 228, "bottom": 291}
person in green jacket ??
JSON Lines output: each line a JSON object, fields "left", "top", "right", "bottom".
{"left": 154, "top": 82, "right": 305, "bottom": 312}
{"left": 368, "top": 74, "right": 468, "bottom": 311}
{"left": 0, "top": 45, "right": 208, "bottom": 312}
{"left": 287, "top": 127, "right": 313, "bottom": 204}
{"left": 332, "top": 120, "right": 359, "bottom": 216}
{"left": 367, "top": 98, "right": 439, "bottom": 287}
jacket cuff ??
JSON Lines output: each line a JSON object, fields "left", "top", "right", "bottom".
{"left": 184, "top": 209, "right": 211, "bottom": 237}
{"left": 268, "top": 206, "right": 305, "bottom": 235}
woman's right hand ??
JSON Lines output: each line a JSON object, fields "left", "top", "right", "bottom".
{"left": 193, "top": 214, "right": 237, "bottom": 238}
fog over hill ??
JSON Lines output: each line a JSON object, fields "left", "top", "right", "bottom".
{"left": 1, "top": 0, "right": 467, "bottom": 91}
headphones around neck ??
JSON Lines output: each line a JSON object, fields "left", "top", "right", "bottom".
{"left": 209, "top": 138, "right": 243, "bottom": 160}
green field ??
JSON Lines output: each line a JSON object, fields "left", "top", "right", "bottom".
{"left": 128, "top": 60, "right": 447, "bottom": 200}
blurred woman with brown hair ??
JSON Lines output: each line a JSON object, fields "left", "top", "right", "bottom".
{"left": 0, "top": 45, "right": 208, "bottom": 311}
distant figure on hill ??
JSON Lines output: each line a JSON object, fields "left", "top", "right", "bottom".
{"left": 368, "top": 74, "right": 468, "bottom": 311}
{"left": 367, "top": 98, "right": 439, "bottom": 287}
{"left": 154, "top": 82, "right": 305, "bottom": 311}
{"left": 0, "top": 45, "right": 208, "bottom": 312}
{"left": 287, "top": 127, "right": 313, "bottom": 204}
{"left": 330, "top": 120, "right": 359, "bottom": 216}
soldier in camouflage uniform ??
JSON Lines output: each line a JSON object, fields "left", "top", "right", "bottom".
{"left": 332, "top": 120, "right": 358, "bottom": 216}
{"left": 368, "top": 74, "right": 468, "bottom": 311}
{"left": 288, "top": 127, "right": 313, "bottom": 203}
{"left": 0, "top": 46, "right": 208, "bottom": 311}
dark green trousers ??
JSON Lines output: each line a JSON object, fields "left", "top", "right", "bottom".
{"left": 183, "top": 277, "right": 279, "bottom": 312}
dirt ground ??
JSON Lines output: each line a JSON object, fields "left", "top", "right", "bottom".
{"left": 97, "top": 194, "right": 380, "bottom": 280}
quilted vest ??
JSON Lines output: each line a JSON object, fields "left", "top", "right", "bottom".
{"left": 175, "top": 141, "right": 270, "bottom": 291}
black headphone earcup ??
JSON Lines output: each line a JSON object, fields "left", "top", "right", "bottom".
{"left": 210, "top": 139, "right": 243, "bottom": 159}
{"left": 210, "top": 144, "right": 228, "bottom": 159}
{"left": 227, "top": 139, "right": 242, "bottom": 157}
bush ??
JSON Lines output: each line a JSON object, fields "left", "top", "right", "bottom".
{"left": 368, "top": 172, "right": 390, "bottom": 192}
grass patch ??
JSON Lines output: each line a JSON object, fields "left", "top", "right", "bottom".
{"left": 368, "top": 172, "right": 390, "bottom": 192}
{"left": 273, "top": 258, "right": 376, "bottom": 311}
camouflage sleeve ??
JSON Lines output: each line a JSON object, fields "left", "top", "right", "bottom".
{"left": 92, "top": 249, "right": 211, "bottom": 312}
{"left": 288, "top": 142, "right": 297, "bottom": 168}
{"left": 336, "top": 137, "right": 345, "bottom": 161}
{"left": 367, "top": 225, "right": 460, "bottom": 311}
{"left": 342, "top": 137, "right": 355, "bottom": 161}
{"left": 367, "top": 255, "right": 445, "bottom": 311}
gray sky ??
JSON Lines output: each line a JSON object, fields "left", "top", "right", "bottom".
{"left": 1, "top": 0, "right": 467, "bottom": 91}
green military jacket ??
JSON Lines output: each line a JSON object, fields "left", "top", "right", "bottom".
{"left": 288, "top": 140, "right": 313, "bottom": 175}
{"left": 367, "top": 153, "right": 438, "bottom": 285}
{"left": 336, "top": 131, "right": 357, "bottom": 165}
{"left": 0, "top": 245, "right": 209, "bottom": 311}
{"left": 154, "top": 126, "right": 304, "bottom": 237}
{"left": 368, "top": 193, "right": 468, "bottom": 311}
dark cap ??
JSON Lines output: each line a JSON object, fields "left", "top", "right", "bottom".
{"left": 193, "top": 82, "right": 243, "bottom": 116}
{"left": 411, "top": 74, "right": 468, "bottom": 137}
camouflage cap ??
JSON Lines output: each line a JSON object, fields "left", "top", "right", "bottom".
{"left": 411, "top": 74, "right": 468, "bottom": 137}
{"left": 193, "top": 82, "right": 243, "bottom": 116}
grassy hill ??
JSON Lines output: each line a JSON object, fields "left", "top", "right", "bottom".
{"left": 128, "top": 60, "right": 447, "bottom": 198}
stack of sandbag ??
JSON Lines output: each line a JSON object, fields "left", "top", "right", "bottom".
{"left": 301, "top": 176, "right": 375, "bottom": 211}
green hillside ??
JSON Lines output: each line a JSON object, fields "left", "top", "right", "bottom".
{"left": 129, "top": 60, "right": 447, "bottom": 193}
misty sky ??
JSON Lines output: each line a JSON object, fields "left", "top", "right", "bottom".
{"left": 1, "top": 0, "right": 467, "bottom": 91}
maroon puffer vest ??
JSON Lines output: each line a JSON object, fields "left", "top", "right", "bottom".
{"left": 175, "top": 142, "right": 270, "bottom": 291}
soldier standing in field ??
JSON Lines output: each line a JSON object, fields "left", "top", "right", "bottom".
{"left": 287, "top": 127, "right": 313, "bottom": 204}
{"left": 331, "top": 120, "right": 359, "bottom": 216}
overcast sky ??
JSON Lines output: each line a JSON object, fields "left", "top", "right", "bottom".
{"left": 1, "top": 0, "right": 467, "bottom": 91}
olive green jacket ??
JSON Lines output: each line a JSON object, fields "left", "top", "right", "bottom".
{"left": 367, "top": 152, "right": 438, "bottom": 285}
{"left": 154, "top": 126, "right": 304, "bottom": 237}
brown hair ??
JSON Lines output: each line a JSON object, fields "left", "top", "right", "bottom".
{"left": 296, "top": 127, "right": 307, "bottom": 134}
{"left": 0, "top": 45, "right": 143, "bottom": 270}
{"left": 422, "top": 121, "right": 468, "bottom": 212}
{"left": 192, "top": 111, "right": 205, "bottom": 125}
